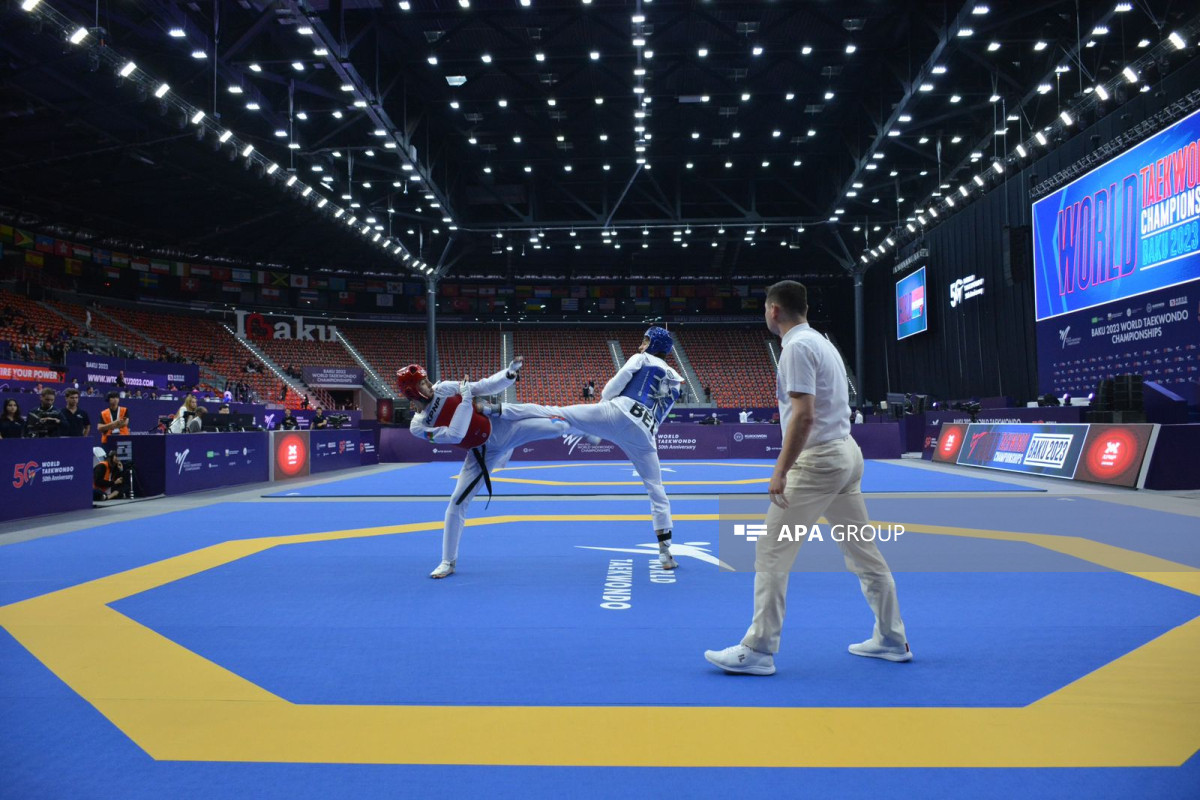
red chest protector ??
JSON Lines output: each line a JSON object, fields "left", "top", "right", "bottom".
{"left": 427, "top": 393, "right": 492, "bottom": 449}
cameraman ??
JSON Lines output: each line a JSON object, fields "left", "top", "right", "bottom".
{"left": 93, "top": 450, "right": 129, "bottom": 501}
{"left": 60, "top": 388, "right": 91, "bottom": 437}
{"left": 25, "top": 387, "right": 63, "bottom": 438}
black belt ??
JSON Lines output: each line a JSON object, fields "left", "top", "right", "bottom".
{"left": 454, "top": 444, "right": 492, "bottom": 507}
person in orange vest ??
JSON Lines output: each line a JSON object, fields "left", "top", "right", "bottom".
{"left": 93, "top": 450, "right": 129, "bottom": 501}
{"left": 98, "top": 391, "right": 130, "bottom": 444}
{"left": 399, "top": 357, "right": 573, "bottom": 579}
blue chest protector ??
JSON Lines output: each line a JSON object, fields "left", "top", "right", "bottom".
{"left": 619, "top": 364, "right": 681, "bottom": 426}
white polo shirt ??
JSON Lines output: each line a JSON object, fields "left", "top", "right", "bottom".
{"left": 776, "top": 322, "right": 851, "bottom": 445}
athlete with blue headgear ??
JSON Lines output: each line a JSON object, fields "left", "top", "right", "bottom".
{"left": 500, "top": 326, "right": 685, "bottom": 569}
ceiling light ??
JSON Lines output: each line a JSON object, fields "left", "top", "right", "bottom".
{"left": 987, "top": 41, "right": 1001, "bottom": 52}
{"left": 246, "top": 102, "right": 260, "bottom": 110}
{"left": 919, "top": 82, "right": 934, "bottom": 92}
{"left": 1037, "top": 83, "right": 1052, "bottom": 94}
{"left": 266, "top": 163, "right": 278, "bottom": 175}
{"left": 973, "top": 174, "right": 985, "bottom": 187}
{"left": 701, "top": 94, "right": 711, "bottom": 102}
{"left": 563, "top": 165, "right": 572, "bottom": 172}
{"left": 248, "top": 63, "right": 262, "bottom": 73}
{"left": 288, "top": 142, "right": 300, "bottom": 150}
{"left": 1060, "top": 110, "right": 1074, "bottom": 125}
{"left": 427, "top": 55, "right": 438, "bottom": 66}
{"left": 599, "top": 133, "right": 608, "bottom": 141}
{"left": 524, "top": 165, "right": 532, "bottom": 172}
{"left": 807, "top": 129, "right": 816, "bottom": 137}
{"left": 286, "top": 176, "right": 298, "bottom": 187}
{"left": 724, "top": 161, "right": 733, "bottom": 169}
{"left": 697, "top": 48, "right": 708, "bottom": 57}
{"left": 633, "top": 38, "right": 646, "bottom": 47}
{"left": 191, "top": 49, "right": 207, "bottom": 59}
{"left": 459, "top": 0, "right": 470, "bottom": 7}
{"left": 1095, "top": 84, "right": 1110, "bottom": 100}
{"left": 1123, "top": 66, "right": 1139, "bottom": 83}
{"left": 1092, "top": 25, "right": 1109, "bottom": 36}
{"left": 740, "top": 93, "right": 751, "bottom": 102}
{"left": 119, "top": 61, "right": 137, "bottom": 78}
{"left": 686, "top": 162, "right": 694, "bottom": 169}
{"left": 512, "top": 135, "right": 521, "bottom": 143}
{"left": 1034, "top": 40, "right": 1047, "bottom": 51}
{"left": 314, "top": 48, "right": 328, "bottom": 56}
{"left": 450, "top": 101, "right": 460, "bottom": 109}
{"left": 218, "top": 130, "right": 232, "bottom": 143}
{"left": 993, "top": 160, "right": 1004, "bottom": 174}
{"left": 761, "top": 161, "right": 769, "bottom": 168}
{"left": 919, "top": 136, "right": 929, "bottom": 144}
{"left": 498, "top": 98, "right": 508, "bottom": 107}
{"left": 1115, "top": 2, "right": 1132, "bottom": 10}
{"left": 752, "top": 45, "right": 764, "bottom": 56}
{"left": 168, "top": 27, "right": 186, "bottom": 38}
{"left": 481, "top": 54, "right": 492, "bottom": 63}
{"left": 152, "top": 82, "right": 170, "bottom": 98}
{"left": 1137, "top": 38, "right": 1150, "bottom": 48}
{"left": 771, "top": 129, "right": 781, "bottom": 138}
{"left": 972, "top": 4, "right": 989, "bottom": 14}
{"left": 535, "top": 52, "right": 545, "bottom": 62}
{"left": 801, "top": 45, "right": 813, "bottom": 55}
{"left": 595, "top": 96, "right": 604, "bottom": 104}
{"left": 887, "top": 129, "right": 900, "bottom": 137}
{"left": 1168, "top": 31, "right": 1186, "bottom": 50}
{"left": 190, "top": 110, "right": 205, "bottom": 124}
{"left": 732, "top": 130, "right": 741, "bottom": 139}
{"left": 291, "top": 62, "right": 304, "bottom": 71}
{"left": 957, "top": 27, "right": 974, "bottom": 37}
{"left": 589, "top": 51, "right": 600, "bottom": 60}
{"left": 931, "top": 65, "right": 947, "bottom": 75}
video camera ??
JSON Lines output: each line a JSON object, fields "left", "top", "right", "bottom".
{"left": 326, "top": 413, "right": 350, "bottom": 429}
{"left": 24, "top": 414, "right": 61, "bottom": 438}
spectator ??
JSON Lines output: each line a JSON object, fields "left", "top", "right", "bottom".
{"left": 223, "top": 387, "right": 233, "bottom": 403}
{"left": 738, "top": 408, "right": 750, "bottom": 424}
{"left": 116, "top": 370, "right": 126, "bottom": 390}
{"left": 704, "top": 385, "right": 712, "bottom": 403}
{"left": 279, "top": 384, "right": 288, "bottom": 402}
{"left": 300, "top": 394, "right": 310, "bottom": 410}
{"left": 280, "top": 407, "right": 298, "bottom": 430}
{"left": 312, "top": 408, "right": 328, "bottom": 429}
{"left": 60, "top": 388, "right": 91, "bottom": 437}
{"left": 93, "top": 450, "right": 129, "bottom": 501}
{"left": 25, "top": 387, "right": 63, "bottom": 438}
{"left": 169, "top": 395, "right": 200, "bottom": 434}
{"left": 1, "top": 399, "right": 23, "bottom": 439}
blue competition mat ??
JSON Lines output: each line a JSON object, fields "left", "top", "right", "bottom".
{"left": 266, "top": 459, "right": 1045, "bottom": 497}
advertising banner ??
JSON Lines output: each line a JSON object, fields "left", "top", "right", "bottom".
{"left": 1033, "top": 107, "right": 1200, "bottom": 395}
{"left": 896, "top": 266, "right": 928, "bottom": 340}
{"left": 163, "top": 432, "right": 269, "bottom": 494}
{"left": 271, "top": 430, "right": 311, "bottom": 480}
{"left": 933, "top": 422, "right": 1156, "bottom": 487}
{"left": 0, "top": 362, "right": 65, "bottom": 383}
{"left": 64, "top": 353, "right": 199, "bottom": 386}
{"left": 924, "top": 407, "right": 1085, "bottom": 426}
{"left": 311, "top": 429, "right": 361, "bottom": 474}
{"left": 0, "top": 437, "right": 93, "bottom": 522}
{"left": 301, "top": 366, "right": 364, "bottom": 387}
{"left": 66, "top": 368, "right": 169, "bottom": 391}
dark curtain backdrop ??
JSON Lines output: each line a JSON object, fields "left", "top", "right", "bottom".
{"left": 861, "top": 55, "right": 1200, "bottom": 405}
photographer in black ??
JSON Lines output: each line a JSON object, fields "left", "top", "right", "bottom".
{"left": 93, "top": 450, "right": 130, "bottom": 501}
{"left": 25, "top": 387, "right": 63, "bottom": 438}
{"left": 60, "top": 388, "right": 91, "bottom": 437}
{"left": 312, "top": 407, "right": 329, "bottom": 430}
{"left": 280, "top": 407, "right": 298, "bottom": 430}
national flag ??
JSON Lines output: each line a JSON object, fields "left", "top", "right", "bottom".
{"left": 72, "top": 244, "right": 92, "bottom": 260}
{"left": 232, "top": 268, "right": 252, "bottom": 283}
{"left": 24, "top": 251, "right": 44, "bottom": 268}
{"left": 223, "top": 282, "right": 241, "bottom": 293}
{"left": 298, "top": 289, "right": 319, "bottom": 303}
{"left": 599, "top": 298, "right": 615, "bottom": 311}
{"left": 64, "top": 258, "right": 83, "bottom": 276}
{"left": 172, "top": 261, "right": 187, "bottom": 276}
{"left": 706, "top": 297, "right": 724, "bottom": 310}
{"left": 112, "top": 252, "right": 130, "bottom": 266}
{"left": 337, "top": 291, "right": 356, "bottom": 305}
{"left": 261, "top": 286, "right": 282, "bottom": 299}
{"left": 0, "top": 224, "right": 12, "bottom": 243}
{"left": 562, "top": 298, "right": 579, "bottom": 311}
{"left": 14, "top": 229, "right": 34, "bottom": 248}
{"left": 104, "top": 267, "right": 121, "bottom": 280}
{"left": 376, "top": 293, "right": 394, "bottom": 307}
{"left": 93, "top": 249, "right": 111, "bottom": 265}
{"left": 138, "top": 273, "right": 159, "bottom": 288}
{"left": 525, "top": 300, "right": 543, "bottom": 311}
{"left": 478, "top": 286, "right": 496, "bottom": 297}
{"left": 131, "top": 258, "right": 150, "bottom": 272}
{"left": 271, "top": 272, "right": 289, "bottom": 287}
{"left": 35, "top": 235, "right": 55, "bottom": 253}
{"left": 367, "top": 281, "right": 385, "bottom": 293}
{"left": 311, "top": 277, "right": 328, "bottom": 290}
{"left": 670, "top": 296, "right": 686, "bottom": 308}
{"left": 181, "top": 277, "right": 200, "bottom": 292}
{"left": 55, "top": 240, "right": 71, "bottom": 256}
{"left": 290, "top": 274, "right": 309, "bottom": 288}
{"left": 211, "top": 267, "right": 231, "bottom": 282}
{"left": 329, "top": 277, "right": 346, "bottom": 291}
{"left": 386, "top": 281, "right": 404, "bottom": 294}
{"left": 348, "top": 280, "right": 366, "bottom": 292}
{"left": 150, "top": 260, "right": 171, "bottom": 275}
{"left": 442, "top": 283, "right": 460, "bottom": 297}
{"left": 190, "top": 264, "right": 211, "bottom": 278}
{"left": 740, "top": 297, "right": 758, "bottom": 310}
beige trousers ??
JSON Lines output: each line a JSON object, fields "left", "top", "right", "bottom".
{"left": 741, "top": 436, "right": 908, "bottom": 654}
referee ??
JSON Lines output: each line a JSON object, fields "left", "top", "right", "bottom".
{"left": 705, "top": 280, "right": 911, "bottom": 675}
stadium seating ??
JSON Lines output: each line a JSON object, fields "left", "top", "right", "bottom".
{"left": 0, "top": 289, "right": 78, "bottom": 358}
{"left": 512, "top": 329, "right": 612, "bottom": 406}
{"left": 340, "top": 327, "right": 500, "bottom": 393}
{"left": 679, "top": 327, "right": 777, "bottom": 407}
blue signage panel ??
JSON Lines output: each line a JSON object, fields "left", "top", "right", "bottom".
{"left": 311, "top": 429, "right": 362, "bottom": 473}
{"left": 1033, "top": 108, "right": 1200, "bottom": 394}
{"left": 162, "top": 431, "right": 269, "bottom": 494}
{"left": 0, "top": 437, "right": 94, "bottom": 521}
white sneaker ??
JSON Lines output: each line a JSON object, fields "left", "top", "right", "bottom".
{"left": 429, "top": 560, "right": 456, "bottom": 579}
{"left": 848, "top": 638, "right": 912, "bottom": 662}
{"left": 704, "top": 644, "right": 775, "bottom": 676}
{"left": 658, "top": 543, "right": 678, "bottom": 570}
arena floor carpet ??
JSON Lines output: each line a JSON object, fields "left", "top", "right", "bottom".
{"left": 264, "top": 459, "right": 1045, "bottom": 498}
{"left": 2, "top": 466, "right": 1198, "bottom": 799}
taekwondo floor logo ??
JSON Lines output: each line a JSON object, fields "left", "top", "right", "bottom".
{"left": 577, "top": 541, "right": 722, "bottom": 609}
{"left": 1059, "top": 325, "right": 1082, "bottom": 349}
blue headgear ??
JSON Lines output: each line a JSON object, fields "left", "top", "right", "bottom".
{"left": 643, "top": 326, "right": 673, "bottom": 356}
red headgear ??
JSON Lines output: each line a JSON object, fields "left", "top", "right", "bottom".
{"left": 396, "top": 364, "right": 430, "bottom": 401}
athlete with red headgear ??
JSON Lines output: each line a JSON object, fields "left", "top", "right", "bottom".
{"left": 397, "top": 357, "right": 573, "bottom": 578}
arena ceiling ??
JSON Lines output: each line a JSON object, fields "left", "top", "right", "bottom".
{"left": 1, "top": 0, "right": 1196, "bottom": 281}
